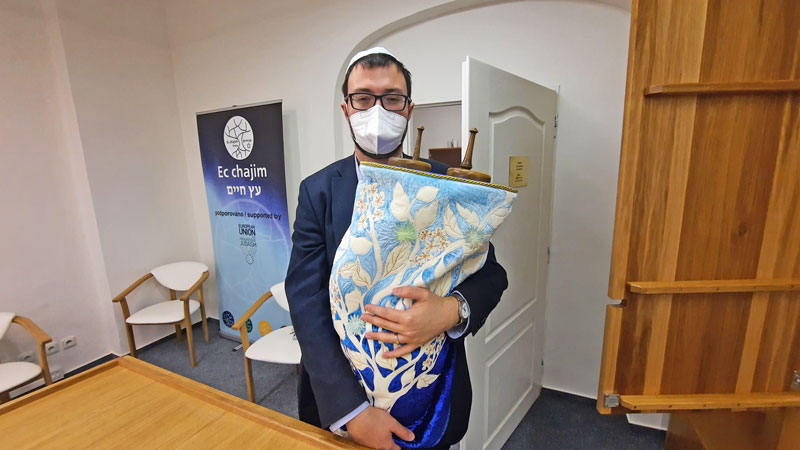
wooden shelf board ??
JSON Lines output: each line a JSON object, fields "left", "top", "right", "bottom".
{"left": 627, "top": 279, "right": 800, "bottom": 295}
{"left": 645, "top": 80, "right": 800, "bottom": 96}
{"left": 620, "top": 392, "right": 800, "bottom": 411}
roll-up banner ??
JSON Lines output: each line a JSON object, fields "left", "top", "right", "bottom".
{"left": 196, "top": 101, "right": 291, "bottom": 341}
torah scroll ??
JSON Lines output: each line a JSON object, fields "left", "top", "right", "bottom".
{"left": 330, "top": 162, "right": 516, "bottom": 448}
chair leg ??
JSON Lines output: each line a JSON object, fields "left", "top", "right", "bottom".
{"left": 174, "top": 324, "right": 183, "bottom": 341}
{"left": 200, "top": 303, "right": 209, "bottom": 342}
{"left": 244, "top": 357, "right": 256, "bottom": 403}
{"left": 185, "top": 316, "right": 197, "bottom": 367}
{"left": 125, "top": 323, "right": 137, "bottom": 358}
{"left": 37, "top": 345, "right": 52, "bottom": 385}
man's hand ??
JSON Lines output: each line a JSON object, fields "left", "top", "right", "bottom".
{"left": 362, "top": 286, "right": 460, "bottom": 358}
{"left": 347, "top": 406, "right": 414, "bottom": 450}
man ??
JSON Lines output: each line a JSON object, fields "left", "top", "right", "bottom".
{"left": 286, "top": 47, "right": 508, "bottom": 450}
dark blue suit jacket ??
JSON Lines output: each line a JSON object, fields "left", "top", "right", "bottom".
{"left": 285, "top": 154, "right": 508, "bottom": 445}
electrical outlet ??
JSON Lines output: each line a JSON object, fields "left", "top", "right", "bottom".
{"left": 50, "top": 366, "right": 64, "bottom": 381}
{"left": 45, "top": 341, "right": 59, "bottom": 356}
{"left": 18, "top": 351, "right": 35, "bottom": 363}
{"left": 60, "top": 335, "right": 77, "bottom": 350}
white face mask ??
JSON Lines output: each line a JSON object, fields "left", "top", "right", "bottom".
{"left": 348, "top": 104, "right": 408, "bottom": 156}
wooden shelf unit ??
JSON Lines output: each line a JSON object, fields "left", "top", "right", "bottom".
{"left": 644, "top": 80, "right": 800, "bottom": 97}
{"left": 620, "top": 392, "right": 800, "bottom": 411}
{"left": 626, "top": 279, "right": 800, "bottom": 295}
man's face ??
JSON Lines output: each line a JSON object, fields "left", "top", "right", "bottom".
{"left": 341, "top": 63, "right": 414, "bottom": 121}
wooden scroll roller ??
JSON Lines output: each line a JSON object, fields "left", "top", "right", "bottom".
{"left": 388, "top": 126, "right": 432, "bottom": 172}
{"left": 447, "top": 128, "right": 491, "bottom": 182}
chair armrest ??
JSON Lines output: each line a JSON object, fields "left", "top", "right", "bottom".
{"left": 12, "top": 316, "right": 51, "bottom": 345}
{"left": 232, "top": 291, "right": 273, "bottom": 331}
{"left": 179, "top": 271, "right": 210, "bottom": 302}
{"left": 112, "top": 273, "right": 154, "bottom": 302}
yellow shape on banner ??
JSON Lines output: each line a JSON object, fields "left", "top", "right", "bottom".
{"left": 259, "top": 320, "right": 273, "bottom": 336}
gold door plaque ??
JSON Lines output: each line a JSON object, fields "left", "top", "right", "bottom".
{"left": 509, "top": 156, "right": 529, "bottom": 187}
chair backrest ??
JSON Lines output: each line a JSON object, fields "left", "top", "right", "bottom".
{"left": 150, "top": 261, "right": 209, "bottom": 291}
{"left": 271, "top": 282, "right": 289, "bottom": 312}
{"left": 0, "top": 312, "right": 14, "bottom": 341}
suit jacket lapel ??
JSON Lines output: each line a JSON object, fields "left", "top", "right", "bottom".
{"left": 331, "top": 156, "right": 358, "bottom": 246}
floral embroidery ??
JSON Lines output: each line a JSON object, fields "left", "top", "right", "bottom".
{"left": 357, "top": 214, "right": 368, "bottom": 230}
{"left": 372, "top": 191, "right": 385, "bottom": 208}
{"left": 346, "top": 314, "right": 366, "bottom": 336}
{"left": 413, "top": 227, "right": 450, "bottom": 266}
{"left": 395, "top": 222, "right": 416, "bottom": 244}
{"left": 329, "top": 164, "right": 516, "bottom": 420}
{"left": 421, "top": 335, "right": 445, "bottom": 372}
{"left": 356, "top": 196, "right": 368, "bottom": 213}
{"left": 464, "top": 227, "right": 487, "bottom": 249}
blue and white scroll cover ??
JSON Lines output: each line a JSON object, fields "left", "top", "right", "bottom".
{"left": 330, "top": 162, "right": 517, "bottom": 448}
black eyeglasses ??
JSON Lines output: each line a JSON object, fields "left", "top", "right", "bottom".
{"left": 346, "top": 93, "right": 410, "bottom": 111}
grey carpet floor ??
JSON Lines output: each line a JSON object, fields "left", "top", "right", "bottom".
{"left": 138, "top": 321, "right": 665, "bottom": 449}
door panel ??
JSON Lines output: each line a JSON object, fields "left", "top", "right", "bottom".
{"left": 461, "top": 57, "right": 557, "bottom": 450}
{"left": 486, "top": 322, "right": 537, "bottom": 440}
{"left": 485, "top": 111, "right": 544, "bottom": 334}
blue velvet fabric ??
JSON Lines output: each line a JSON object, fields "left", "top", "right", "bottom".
{"left": 392, "top": 342, "right": 455, "bottom": 448}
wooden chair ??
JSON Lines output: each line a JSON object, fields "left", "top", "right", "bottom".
{"left": 112, "top": 261, "right": 210, "bottom": 367}
{"left": 232, "top": 282, "right": 301, "bottom": 402}
{"left": 0, "top": 313, "right": 52, "bottom": 403}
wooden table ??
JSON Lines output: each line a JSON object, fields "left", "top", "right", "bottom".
{"left": 0, "top": 356, "right": 366, "bottom": 449}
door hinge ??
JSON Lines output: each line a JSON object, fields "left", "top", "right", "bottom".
{"left": 792, "top": 370, "right": 800, "bottom": 391}
{"left": 604, "top": 393, "right": 620, "bottom": 408}
{"left": 546, "top": 246, "right": 550, "bottom": 264}
{"left": 553, "top": 114, "right": 558, "bottom": 139}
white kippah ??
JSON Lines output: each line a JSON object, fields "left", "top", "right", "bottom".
{"left": 347, "top": 46, "right": 397, "bottom": 70}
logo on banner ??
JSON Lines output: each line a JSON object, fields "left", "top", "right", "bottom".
{"left": 222, "top": 311, "right": 235, "bottom": 328}
{"left": 224, "top": 116, "right": 254, "bottom": 160}
{"left": 239, "top": 223, "right": 257, "bottom": 264}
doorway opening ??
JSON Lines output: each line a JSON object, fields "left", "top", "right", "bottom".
{"left": 407, "top": 101, "right": 462, "bottom": 167}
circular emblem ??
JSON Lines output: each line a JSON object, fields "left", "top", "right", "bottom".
{"left": 259, "top": 320, "right": 273, "bottom": 336}
{"left": 245, "top": 319, "right": 253, "bottom": 333}
{"left": 222, "top": 311, "right": 235, "bottom": 328}
{"left": 223, "top": 115, "right": 254, "bottom": 160}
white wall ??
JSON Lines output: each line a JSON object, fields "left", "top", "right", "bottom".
{"left": 1, "top": 0, "right": 202, "bottom": 387}
{"left": 55, "top": 0, "right": 201, "bottom": 348}
{"left": 0, "top": 0, "right": 114, "bottom": 377}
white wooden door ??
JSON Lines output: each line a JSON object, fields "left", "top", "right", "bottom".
{"left": 460, "top": 57, "right": 557, "bottom": 450}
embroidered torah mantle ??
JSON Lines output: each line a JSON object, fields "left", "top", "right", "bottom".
{"left": 329, "top": 162, "right": 517, "bottom": 448}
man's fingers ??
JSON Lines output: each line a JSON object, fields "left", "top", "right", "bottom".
{"left": 363, "top": 304, "right": 407, "bottom": 323}
{"left": 363, "top": 331, "right": 420, "bottom": 357}
{"left": 362, "top": 313, "right": 401, "bottom": 333}
{"left": 365, "top": 331, "right": 401, "bottom": 343}
{"left": 392, "top": 285, "right": 429, "bottom": 300}
{"left": 390, "top": 420, "right": 415, "bottom": 442}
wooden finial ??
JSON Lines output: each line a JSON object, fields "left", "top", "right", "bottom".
{"left": 413, "top": 125, "right": 425, "bottom": 161}
{"left": 447, "top": 128, "right": 491, "bottom": 182}
{"left": 387, "top": 126, "right": 432, "bottom": 172}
